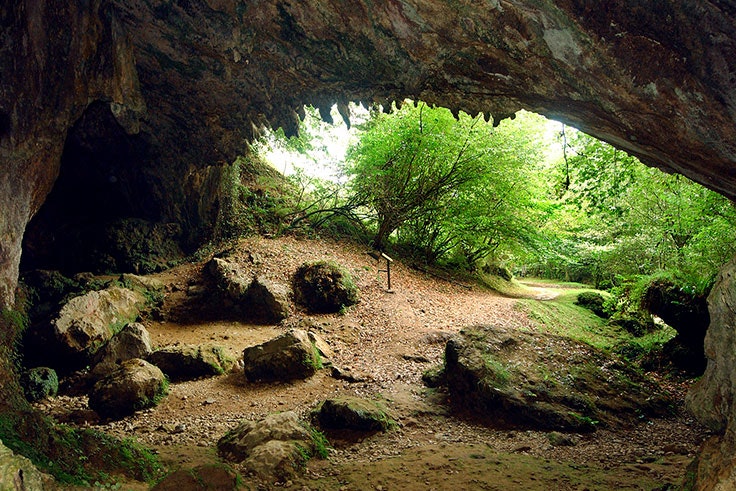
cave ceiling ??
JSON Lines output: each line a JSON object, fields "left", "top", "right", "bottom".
{"left": 109, "top": 0, "right": 736, "bottom": 195}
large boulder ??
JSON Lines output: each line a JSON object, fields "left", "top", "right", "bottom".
{"left": 217, "top": 411, "right": 319, "bottom": 479}
{"left": 687, "top": 256, "right": 736, "bottom": 488}
{"left": 242, "top": 329, "right": 320, "bottom": 382}
{"left": 0, "top": 438, "right": 49, "bottom": 490}
{"left": 147, "top": 344, "right": 230, "bottom": 381}
{"left": 88, "top": 358, "right": 168, "bottom": 419}
{"left": 92, "top": 322, "right": 153, "bottom": 371}
{"left": 292, "top": 261, "right": 359, "bottom": 313}
{"left": 244, "top": 276, "right": 291, "bottom": 323}
{"left": 442, "top": 326, "right": 672, "bottom": 432}
{"left": 207, "top": 257, "right": 291, "bottom": 322}
{"left": 313, "top": 397, "right": 395, "bottom": 433}
{"left": 207, "top": 257, "right": 250, "bottom": 301}
{"left": 50, "top": 286, "right": 146, "bottom": 370}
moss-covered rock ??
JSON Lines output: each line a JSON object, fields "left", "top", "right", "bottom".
{"left": 442, "top": 325, "right": 673, "bottom": 432}
{"left": 147, "top": 344, "right": 231, "bottom": 381}
{"left": 151, "top": 464, "right": 239, "bottom": 491}
{"left": 217, "top": 411, "right": 323, "bottom": 480}
{"left": 20, "top": 367, "right": 58, "bottom": 402}
{"left": 242, "top": 329, "right": 319, "bottom": 382}
{"left": 293, "top": 261, "right": 359, "bottom": 313}
{"left": 608, "top": 311, "right": 655, "bottom": 337}
{"left": 575, "top": 291, "right": 609, "bottom": 318}
{"left": 89, "top": 358, "right": 168, "bottom": 419}
{"left": 0, "top": 438, "right": 49, "bottom": 489}
{"left": 313, "top": 397, "right": 395, "bottom": 432}
{"left": 46, "top": 286, "right": 146, "bottom": 372}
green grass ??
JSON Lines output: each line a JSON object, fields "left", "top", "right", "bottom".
{"left": 518, "top": 277, "right": 592, "bottom": 289}
{"left": 515, "top": 291, "right": 611, "bottom": 348}
{"left": 515, "top": 287, "right": 675, "bottom": 351}
{"left": 478, "top": 274, "right": 539, "bottom": 297}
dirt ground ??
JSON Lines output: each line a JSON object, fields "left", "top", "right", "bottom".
{"left": 37, "top": 236, "right": 709, "bottom": 490}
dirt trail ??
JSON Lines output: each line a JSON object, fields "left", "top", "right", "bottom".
{"left": 38, "top": 236, "right": 707, "bottom": 490}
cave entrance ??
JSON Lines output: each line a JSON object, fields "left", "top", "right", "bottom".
{"left": 20, "top": 101, "right": 166, "bottom": 275}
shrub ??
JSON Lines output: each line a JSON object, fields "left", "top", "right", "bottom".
{"left": 20, "top": 367, "right": 59, "bottom": 402}
{"left": 575, "top": 291, "right": 609, "bottom": 318}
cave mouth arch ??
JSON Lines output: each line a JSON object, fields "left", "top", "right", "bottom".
{"left": 20, "top": 101, "right": 176, "bottom": 275}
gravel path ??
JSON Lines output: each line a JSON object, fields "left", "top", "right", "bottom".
{"left": 35, "top": 236, "right": 709, "bottom": 490}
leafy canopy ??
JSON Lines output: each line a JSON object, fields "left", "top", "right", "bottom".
{"left": 344, "top": 102, "right": 548, "bottom": 261}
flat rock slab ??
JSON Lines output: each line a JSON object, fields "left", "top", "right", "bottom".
{"left": 148, "top": 344, "right": 230, "bottom": 381}
{"left": 314, "top": 397, "right": 396, "bottom": 432}
{"left": 151, "top": 464, "right": 238, "bottom": 491}
{"left": 443, "top": 325, "right": 673, "bottom": 432}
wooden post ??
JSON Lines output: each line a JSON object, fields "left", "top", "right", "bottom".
{"left": 366, "top": 251, "right": 394, "bottom": 292}
{"left": 381, "top": 252, "right": 394, "bottom": 292}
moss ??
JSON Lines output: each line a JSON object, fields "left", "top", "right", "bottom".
{"left": 422, "top": 365, "right": 446, "bottom": 387}
{"left": 575, "top": 291, "right": 609, "bottom": 318}
{"left": 304, "top": 342, "right": 323, "bottom": 371}
{"left": 0, "top": 411, "right": 163, "bottom": 484}
{"left": 20, "top": 367, "right": 59, "bottom": 402}
{"left": 482, "top": 355, "right": 511, "bottom": 388}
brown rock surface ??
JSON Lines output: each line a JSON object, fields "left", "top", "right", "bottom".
{"left": 88, "top": 358, "right": 167, "bottom": 419}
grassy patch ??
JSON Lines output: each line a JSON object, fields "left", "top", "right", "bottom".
{"left": 515, "top": 291, "right": 614, "bottom": 349}
{"left": 478, "top": 274, "right": 537, "bottom": 297}
{"left": 304, "top": 342, "right": 324, "bottom": 371}
{"left": 515, "top": 284, "right": 677, "bottom": 357}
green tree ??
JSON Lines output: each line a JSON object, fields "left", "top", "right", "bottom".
{"left": 543, "top": 130, "right": 736, "bottom": 289}
{"left": 345, "top": 103, "right": 492, "bottom": 250}
{"left": 345, "top": 104, "right": 550, "bottom": 257}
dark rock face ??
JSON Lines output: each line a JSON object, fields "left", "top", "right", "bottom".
{"left": 1, "top": 2, "right": 144, "bottom": 305}
{"left": 643, "top": 278, "right": 710, "bottom": 374}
